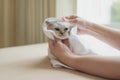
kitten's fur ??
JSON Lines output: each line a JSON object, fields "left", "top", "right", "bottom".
{"left": 45, "top": 18, "right": 74, "bottom": 68}
{"left": 43, "top": 18, "right": 94, "bottom": 68}
{"left": 46, "top": 19, "right": 73, "bottom": 39}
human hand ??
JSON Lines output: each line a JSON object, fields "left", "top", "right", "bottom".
{"left": 62, "top": 15, "right": 94, "bottom": 35}
{"left": 48, "top": 39, "right": 73, "bottom": 61}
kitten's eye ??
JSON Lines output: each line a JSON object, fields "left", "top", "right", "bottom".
{"left": 64, "top": 28, "right": 68, "bottom": 31}
{"left": 55, "top": 28, "right": 59, "bottom": 31}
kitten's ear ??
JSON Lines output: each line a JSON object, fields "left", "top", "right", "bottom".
{"left": 45, "top": 21, "right": 53, "bottom": 26}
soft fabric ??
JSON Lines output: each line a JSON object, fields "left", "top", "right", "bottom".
{"left": 43, "top": 18, "right": 92, "bottom": 68}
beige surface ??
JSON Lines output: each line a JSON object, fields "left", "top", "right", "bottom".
{"left": 0, "top": 43, "right": 108, "bottom": 80}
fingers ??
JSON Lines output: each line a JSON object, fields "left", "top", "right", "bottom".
{"left": 48, "top": 38, "right": 61, "bottom": 48}
{"left": 56, "top": 39, "right": 62, "bottom": 46}
{"left": 62, "top": 15, "right": 79, "bottom": 24}
{"left": 48, "top": 38, "right": 69, "bottom": 50}
{"left": 77, "top": 27, "right": 81, "bottom": 34}
{"left": 62, "top": 39, "right": 70, "bottom": 47}
{"left": 65, "top": 15, "right": 78, "bottom": 19}
{"left": 54, "top": 37, "right": 61, "bottom": 42}
{"left": 62, "top": 16, "right": 72, "bottom": 21}
{"left": 61, "top": 15, "right": 77, "bottom": 20}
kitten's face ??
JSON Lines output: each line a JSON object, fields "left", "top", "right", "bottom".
{"left": 46, "top": 19, "right": 73, "bottom": 39}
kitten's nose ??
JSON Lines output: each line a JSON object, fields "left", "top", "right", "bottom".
{"left": 60, "top": 32, "right": 63, "bottom": 35}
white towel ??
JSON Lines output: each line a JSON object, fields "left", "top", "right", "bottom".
{"left": 43, "top": 18, "right": 93, "bottom": 68}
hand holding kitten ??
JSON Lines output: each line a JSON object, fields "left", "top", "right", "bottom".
{"left": 62, "top": 15, "right": 94, "bottom": 35}
{"left": 48, "top": 39, "right": 73, "bottom": 62}
{"left": 44, "top": 17, "right": 91, "bottom": 68}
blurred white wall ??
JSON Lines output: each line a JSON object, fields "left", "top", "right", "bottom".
{"left": 56, "top": 0, "right": 76, "bottom": 17}
{"left": 77, "top": 0, "right": 114, "bottom": 24}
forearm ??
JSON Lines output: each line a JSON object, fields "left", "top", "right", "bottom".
{"left": 63, "top": 15, "right": 120, "bottom": 49}
{"left": 62, "top": 55, "right": 120, "bottom": 79}
{"left": 86, "top": 23, "right": 120, "bottom": 50}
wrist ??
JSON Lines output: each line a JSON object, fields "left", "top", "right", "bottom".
{"left": 84, "top": 22, "right": 101, "bottom": 36}
{"left": 60, "top": 53, "right": 79, "bottom": 68}
{"left": 76, "top": 19, "right": 97, "bottom": 35}
{"left": 85, "top": 21, "right": 96, "bottom": 31}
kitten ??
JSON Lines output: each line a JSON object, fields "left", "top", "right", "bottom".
{"left": 43, "top": 18, "right": 94, "bottom": 68}
{"left": 45, "top": 18, "right": 74, "bottom": 68}
{"left": 46, "top": 18, "right": 73, "bottom": 39}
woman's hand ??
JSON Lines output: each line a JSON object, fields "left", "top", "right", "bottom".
{"left": 62, "top": 15, "right": 94, "bottom": 35}
{"left": 62, "top": 15, "right": 79, "bottom": 24}
{"left": 48, "top": 39, "right": 73, "bottom": 61}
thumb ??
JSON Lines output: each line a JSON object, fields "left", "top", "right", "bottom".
{"left": 54, "top": 38, "right": 62, "bottom": 44}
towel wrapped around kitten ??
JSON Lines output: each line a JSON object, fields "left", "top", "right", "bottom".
{"left": 43, "top": 18, "right": 95, "bottom": 69}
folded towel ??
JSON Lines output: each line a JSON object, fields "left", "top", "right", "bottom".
{"left": 43, "top": 18, "right": 92, "bottom": 68}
